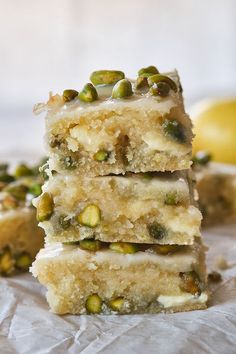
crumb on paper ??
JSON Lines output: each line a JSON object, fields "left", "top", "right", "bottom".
{"left": 215, "top": 256, "right": 230, "bottom": 270}
{"left": 208, "top": 271, "right": 222, "bottom": 282}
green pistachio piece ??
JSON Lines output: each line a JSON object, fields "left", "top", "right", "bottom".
{"left": 108, "top": 297, "right": 126, "bottom": 312}
{"left": 0, "top": 247, "right": 15, "bottom": 275}
{"left": 162, "top": 119, "right": 186, "bottom": 143}
{"left": 109, "top": 242, "right": 139, "bottom": 254}
{"left": 79, "top": 83, "right": 98, "bottom": 103}
{"left": 28, "top": 183, "right": 42, "bottom": 197}
{"left": 14, "top": 164, "right": 32, "bottom": 178}
{"left": 90, "top": 70, "right": 125, "bottom": 85}
{"left": 148, "top": 74, "right": 177, "bottom": 92}
{"left": 138, "top": 66, "right": 159, "bottom": 77}
{"left": 134, "top": 77, "right": 149, "bottom": 91}
{"left": 192, "top": 151, "right": 212, "bottom": 166}
{"left": 151, "top": 244, "right": 180, "bottom": 255}
{"left": 5, "top": 184, "right": 28, "bottom": 201}
{"left": 59, "top": 215, "right": 71, "bottom": 230}
{"left": 63, "top": 89, "right": 78, "bottom": 102}
{"left": 85, "top": 294, "right": 102, "bottom": 314}
{"left": 1, "top": 195, "right": 18, "bottom": 210}
{"left": 147, "top": 222, "right": 167, "bottom": 240}
{"left": 0, "top": 174, "right": 15, "bottom": 183}
{"left": 179, "top": 271, "right": 201, "bottom": 295}
{"left": 36, "top": 192, "right": 54, "bottom": 222}
{"left": 15, "top": 252, "right": 32, "bottom": 270}
{"left": 165, "top": 192, "right": 179, "bottom": 205}
{"left": 112, "top": 79, "right": 133, "bottom": 99}
{"left": 79, "top": 239, "right": 102, "bottom": 251}
{"left": 77, "top": 204, "right": 101, "bottom": 228}
{"left": 93, "top": 150, "right": 110, "bottom": 162}
{"left": 63, "top": 156, "right": 77, "bottom": 170}
{"left": 149, "top": 82, "right": 170, "bottom": 97}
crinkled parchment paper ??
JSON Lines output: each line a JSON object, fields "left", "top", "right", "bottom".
{"left": 0, "top": 224, "right": 236, "bottom": 354}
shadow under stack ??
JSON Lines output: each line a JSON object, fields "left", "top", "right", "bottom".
{"left": 31, "top": 67, "right": 208, "bottom": 314}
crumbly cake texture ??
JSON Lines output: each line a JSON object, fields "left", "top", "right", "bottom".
{"left": 35, "top": 171, "right": 202, "bottom": 245}
{"left": 195, "top": 162, "right": 236, "bottom": 226}
{"left": 35, "top": 71, "right": 193, "bottom": 177}
{"left": 31, "top": 239, "right": 208, "bottom": 315}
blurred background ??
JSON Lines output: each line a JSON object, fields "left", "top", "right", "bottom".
{"left": 0, "top": 0, "right": 235, "bottom": 162}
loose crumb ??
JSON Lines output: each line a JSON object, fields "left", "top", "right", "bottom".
{"left": 215, "top": 256, "right": 230, "bottom": 270}
{"left": 208, "top": 271, "right": 222, "bottom": 282}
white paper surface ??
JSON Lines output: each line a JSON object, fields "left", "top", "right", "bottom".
{"left": 0, "top": 224, "right": 236, "bottom": 354}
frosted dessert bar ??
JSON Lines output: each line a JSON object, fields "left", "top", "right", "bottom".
{"left": 0, "top": 162, "right": 45, "bottom": 275}
{"left": 193, "top": 153, "right": 236, "bottom": 226}
{"left": 34, "top": 171, "right": 202, "bottom": 245}
{"left": 34, "top": 68, "right": 193, "bottom": 176}
{"left": 31, "top": 239, "right": 208, "bottom": 315}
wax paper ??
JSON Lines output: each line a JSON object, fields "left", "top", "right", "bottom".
{"left": 0, "top": 223, "right": 236, "bottom": 354}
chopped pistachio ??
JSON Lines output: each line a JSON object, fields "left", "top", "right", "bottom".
{"left": 90, "top": 70, "right": 125, "bottom": 85}
{"left": 79, "top": 239, "right": 102, "bottom": 251}
{"left": 149, "top": 82, "right": 170, "bottom": 97}
{"left": 151, "top": 244, "right": 180, "bottom": 255}
{"left": 165, "top": 192, "right": 179, "bottom": 205}
{"left": 77, "top": 204, "right": 101, "bottom": 228}
{"left": 109, "top": 242, "right": 139, "bottom": 254}
{"left": 63, "top": 89, "right": 78, "bottom": 102}
{"left": 5, "top": 184, "right": 28, "bottom": 201}
{"left": 147, "top": 222, "right": 167, "bottom": 240}
{"left": 85, "top": 294, "right": 102, "bottom": 314}
{"left": 134, "top": 76, "right": 149, "bottom": 91}
{"left": 93, "top": 150, "right": 110, "bottom": 162}
{"left": 1, "top": 195, "right": 18, "bottom": 210}
{"left": 15, "top": 252, "right": 32, "bottom": 270}
{"left": 162, "top": 119, "right": 186, "bottom": 143}
{"left": 63, "top": 156, "right": 77, "bottom": 170}
{"left": 36, "top": 192, "right": 54, "bottom": 222}
{"left": 138, "top": 65, "right": 159, "bottom": 77}
{"left": 28, "top": 183, "right": 42, "bottom": 197}
{"left": 0, "top": 174, "right": 15, "bottom": 183}
{"left": 0, "top": 247, "right": 15, "bottom": 275}
{"left": 59, "top": 215, "right": 71, "bottom": 230}
{"left": 14, "top": 164, "right": 32, "bottom": 178}
{"left": 112, "top": 79, "right": 133, "bottom": 99}
{"left": 108, "top": 297, "right": 125, "bottom": 312}
{"left": 79, "top": 83, "right": 98, "bottom": 103}
{"left": 192, "top": 151, "right": 212, "bottom": 166}
{"left": 148, "top": 74, "right": 177, "bottom": 92}
{"left": 179, "top": 271, "right": 201, "bottom": 295}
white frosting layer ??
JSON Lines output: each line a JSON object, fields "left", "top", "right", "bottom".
{"left": 35, "top": 241, "right": 202, "bottom": 273}
{"left": 158, "top": 292, "right": 208, "bottom": 308}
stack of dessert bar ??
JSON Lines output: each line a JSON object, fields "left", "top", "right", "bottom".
{"left": 31, "top": 67, "right": 208, "bottom": 314}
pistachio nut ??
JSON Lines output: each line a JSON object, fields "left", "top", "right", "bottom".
{"left": 112, "top": 79, "right": 133, "bottom": 99}
{"left": 79, "top": 83, "right": 98, "bottom": 102}
{"left": 90, "top": 70, "right": 125, "bottom": 85}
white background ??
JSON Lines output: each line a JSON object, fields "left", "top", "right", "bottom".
{"left": 0, "top": 0, "right": 235, "bottom": 160}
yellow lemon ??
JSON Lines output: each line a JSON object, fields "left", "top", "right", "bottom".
{"left": 192, "top": 98, "right": 236, "bottom": 164}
